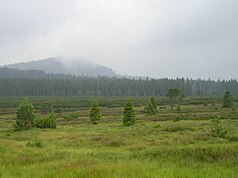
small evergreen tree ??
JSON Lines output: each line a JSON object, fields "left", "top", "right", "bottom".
{"left": 15, "top": 97, "right": 35, "bottom": 130}
{"left": 150, "top": 97, "right": 157, "bottom": 111}
{"left": 144, "top": 97, "right": 157, "bottom": 116}
{"left": 90, "top": 100, "right": 101, "bottom": 124}
{"left": 222, "top": 91, "right": 234, "bottom": 108}
{"left": 123, "top": 99, "right": 135, "bottom": 126}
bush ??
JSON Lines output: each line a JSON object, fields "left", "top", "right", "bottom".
{"left": 46, "top": 112, "right": 57, "bottom": 128}
{"left": 34, "top": 117, "right": 47, "bottom": 128}
{"left": 70, "top": 112, "right": 80, "bottom": 119}
{"left": 210, "top": 116, "right": 227, "bottom": 138}
{"left": 35, "top": 112, "right": 57, "bottom": 129}
{"left": 153, "top": 123, "right": 161, "bottom": 128}
{"left": 15, "top": 97, "right": 35, "bottom": 130}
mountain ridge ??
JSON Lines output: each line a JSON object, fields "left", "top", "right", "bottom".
{"left": 4, "top": 57, "right": 116, "bottom": 77}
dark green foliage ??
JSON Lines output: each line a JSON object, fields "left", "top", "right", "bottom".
{"left": 144, "top": 97, "right": 157, "bottom": 116}
{"left": 167, "top": 88, "right": 181, "bottom": 109}
{"left": 123, "top": 99, "right": 135, "bottom": 126}
{"left": 153, "top": 123, "right": 161, "bottom": 128}
{"left": 150, "top": 97, "right": 157, "bottom": 110}
{"left": 40, "top": 101, "right": 53, "bottom": 114}
{"left": 35, "top": 112, "right": 57, "bottom": 129}
{"left": 34, "top": 117, "right": 46, "bottom": 128}
{"left": 26, "top": 140, "right": 43, "bottom": 148}
{"left": 46, "top": 112, "right": 57, "bottom": 128}
{"left": 15, "top": 97, "right": 35, "bottom": 130}
{"left": 1, "top": 68, "right": 238, "bottom": 97}
{"left": 210, "top": 116, "right": 227, "bottom": 138}
{"left": 222, "top": 91, "right": 234, "bottom": 108}
{"left": 90, "top": 100, "right": 101, "bottom": 124}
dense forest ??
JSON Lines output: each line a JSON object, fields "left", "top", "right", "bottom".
{"left": 0, "top": 68, "right": 237, "bottom": 96}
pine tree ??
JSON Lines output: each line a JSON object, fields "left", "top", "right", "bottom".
{"left": 150, "top": 96, "right": 157, "bottom": 111}
{"left": 222, "top": 91, "right": 234, "bottom": 108}
{"left": 144, "top": 97, "right": 157, "bottom": 116}
{"left": 123, "top": 99, "right": 135, "bottom": 126}
{"left": 90, "top": 100, "right": 101, "bottom": 124}
{"left": 15, "top": 97, "right": 35, "bottom": 130}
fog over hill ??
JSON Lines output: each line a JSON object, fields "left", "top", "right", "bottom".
{"left": 4, "top": 57, "right": 116, "bottom": 77}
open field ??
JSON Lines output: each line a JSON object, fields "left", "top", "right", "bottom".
{"left": 0, "top": 97, "right": 238, "bottom": 178}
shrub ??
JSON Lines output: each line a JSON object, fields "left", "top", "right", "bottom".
{"left": 46, "top": 112, "right": 57, "bottom": 128}
{"left": 70, "top": 112, "right": 80, "bottom": 119}
{"left": 15, "top": 97, "right": 35, "bottom": 130}
{"left": 210, "top": 116, "right": 227, "bottom": 138}
{"left": 35, "top": 112, "right": 57, "bottom": 129}
{"left": 34, "top": 117, "right": 47, "bottom": 128}
{"left": 154, "top": 123, "right": 161, "bottom": 128}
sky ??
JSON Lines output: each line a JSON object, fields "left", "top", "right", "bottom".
{"left": 0, "top": 0, "right": 237, "bottom": 79}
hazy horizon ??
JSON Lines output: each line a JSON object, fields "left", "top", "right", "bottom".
{"left": 0, "top": 0, "right": 237, "bottom": 79}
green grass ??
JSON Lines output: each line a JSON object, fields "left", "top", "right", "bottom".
{"left": 0, "top": 97, "right": 238, "bottom": 177}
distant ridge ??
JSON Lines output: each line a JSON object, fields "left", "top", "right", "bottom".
{"left": 4, "top": 57, "right": 116, "bottom": 77}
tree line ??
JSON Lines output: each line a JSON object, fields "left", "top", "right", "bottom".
{"left": 15, "top": 90, "right": 234, "bottom": 130}
{"left": 1, "top": 68, "right": 238, "bottom": 97}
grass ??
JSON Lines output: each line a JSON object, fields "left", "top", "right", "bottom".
{"left": 0, "top": 96, "right": 238, "bottom": 177}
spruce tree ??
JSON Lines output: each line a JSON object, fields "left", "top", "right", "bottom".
{"left": 90, "top": 100, "right": 101, "bottom": 124}
{"left": 123, "top": 99, "right": 135, "bottom": 126}
{"left": 144, "top": 97, "right": 157, "bottom": 116}
{"left": 150, "top": 96, "right": 157, "bottom": 111}
{"left": 222, "top": 91, "right": 234, "bottom": 108}
{"left": 15, "top": 97, "right": 35, "bottom": 130}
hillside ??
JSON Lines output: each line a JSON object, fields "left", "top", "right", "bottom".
{"left": 4, "top": 57, "right": 116, "bottom": 77}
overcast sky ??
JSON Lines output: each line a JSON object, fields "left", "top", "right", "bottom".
{"left": 0, "top": 0, "right": 237, "bottom": 79}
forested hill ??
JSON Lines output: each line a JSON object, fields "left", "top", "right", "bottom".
{"left": 4, "top": 57, "right": 116, "bottom": 77}
{"left": 0, "top": 68, "right": 238, "bottom": 97}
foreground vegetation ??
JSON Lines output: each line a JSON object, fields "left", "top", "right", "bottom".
{"left": 0, "top": 96, "right": 238, "bottom": 177}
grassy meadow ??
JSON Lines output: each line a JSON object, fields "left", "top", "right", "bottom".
{"left": 0, "top": 96, "right": 238, "bottom": 178}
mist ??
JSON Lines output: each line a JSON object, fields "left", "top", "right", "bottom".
{"left": 0, "top": 0, "right": 237, "bottom": 79}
